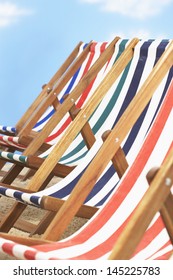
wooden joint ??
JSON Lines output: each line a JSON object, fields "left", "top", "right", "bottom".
{"left": 102, "top": 130, "right": 128, "bottom": 178}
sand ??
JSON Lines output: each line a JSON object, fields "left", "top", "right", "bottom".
{"left": 0, "top": 164, "right": 88, "bottom": 260}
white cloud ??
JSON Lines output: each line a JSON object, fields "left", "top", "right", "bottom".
{"left": 79, "top": 0, "right": 173, "bottom": 19}
{"left": 0, "top": 2, "right": 33, "bottom": 27}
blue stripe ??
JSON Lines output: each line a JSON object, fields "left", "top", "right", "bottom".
{"left": 1, "top": 126, "right": 16, "bottom": 133}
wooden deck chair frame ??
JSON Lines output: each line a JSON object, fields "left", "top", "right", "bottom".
{"left": 0, "top": 41, "right": 93, "bottom": 179}
{"left": 0, "top": 38, "right": 164, "bottom": 235}
{"left": 0, "top": 39, "right": 172, "bottom": 240}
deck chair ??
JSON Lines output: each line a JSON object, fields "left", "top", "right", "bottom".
{"left": 0, "top": 38, "right": 120, "bottom": 180}
{"left": 1, "top": 38, "right": 172, "bottom": 238}
{"left": 0, "top": 38, "right": 136, "bottom": 184}
{"left": 0, "top": 69, "right": 172, "bottom": 260}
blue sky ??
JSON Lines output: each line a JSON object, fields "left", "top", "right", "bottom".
{"left": 0, "top": 0, "right": 173, "bottom": 126}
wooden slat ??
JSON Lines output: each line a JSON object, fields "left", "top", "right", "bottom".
{"left": 160, "top": 193, "right": 173, "bottom": 243}
{"left": 30, "top": 197, "right": 98, "bottom": 236}
{"left": 41, "top": 196, "right": 98, "bottom": 218}
{"left": 0, "top": 172, "right": 54, "bottom": 232}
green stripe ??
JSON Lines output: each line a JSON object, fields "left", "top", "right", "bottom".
{"left": 0, "top": 151, "right": 27, "bottom": 163}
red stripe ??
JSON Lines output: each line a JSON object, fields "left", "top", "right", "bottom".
{"left": 24, "top": 249, "right": 38, "bottom": 260}
{"left": 2, "top": 242, "right": 15, "bottom": 257}
{"left": 0, "top": 136, "right": 25, "bottom": 149}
